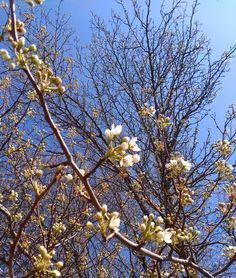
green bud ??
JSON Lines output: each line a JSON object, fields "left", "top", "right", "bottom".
{"left": 28, "top": 44, "right": 37, "bottom": 52}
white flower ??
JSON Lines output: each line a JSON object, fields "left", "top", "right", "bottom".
{"left": 105, "top": 124, "right": 122, "bottom": 141}
{"left": 156, "top": 229, "right": 172, "bottom": 244}
{"left": 128, "top": 137, "right": 140, "bottom": 152}
{"left": 109, "top": 212, "right": 120, "bottom": 232}
{"left": 132, "top": 154, "right": 140, "bottom": 163}
{"left": 180, "top": 158, "right": 192, "bottom": 171}
{"left": 120, "top": 154, "right": 133, "bottom": 167}
{"left": 149, "top": 106, "right": 156, "bottom": 116}
{"left": 65, "top": 174, "right": 73, "bottom": 182}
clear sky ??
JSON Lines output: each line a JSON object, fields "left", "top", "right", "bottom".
{"left": 43, "top": 0, "right": 236, "bottom": 118}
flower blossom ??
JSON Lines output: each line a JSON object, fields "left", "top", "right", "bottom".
{"left": 105, "top": 124, "right": 122, "bottom": 141}
{"left": 155, "top": 229, "right": 172, "bottom": 244}
{"left": 166, "top": 155, "right": 192, "bottom": 177}
{"left": 120, "top": 154, "right": 140, "bottom": 167}
{"left": 108, "top": 212, "right": 121, "bottom": 232}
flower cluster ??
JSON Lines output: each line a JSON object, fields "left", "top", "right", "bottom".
{"left": 139, "top": 104, "right": 156, "bottom": 117}
{"left": 166, "top": 154, "right": 192, "bottom": 178}
{"left": 171, "top": 227, "right": 200, "bottom": 247}
{"left": 156, "top": 114, "right": 172, "bottom": 130}
{"left": 52, "top": 222, "right": 66, "bottom": 234}
{"left": 223, "top": 183, "right": 236, "bottom": 207}
{"left": 223, "top": 245, "right": 236, "bottom": 259}
{"left": 154, "top": 139, "right": 165, "bottom": 152}
{"left": 34, "top": 246, "right": 63, "bottom": 277}
{"left": 215, "top": 160, "right": 234, "bottom": 180}
{"left": 87, "top": 204, "right": 121, "bottom": 237}
{"left": 215, "top": 140, "right": 233, "bottom": 157}
{"left": 139, "top": 214, "right": 172, "bottom": 244}
{"left": 175, "top": 178, "right": 194, "bottom": 206}
{"left": 9, "top": 190, "right": 18, "bottom": 201}
{"left": 105, "top": 124, "right": 141, "bottom": 167}
{"left": 0, "top": 20, "right": 65, "bottom": 94}
{"left": 5, "top": 19, "right": 26, "bottom": 34}
{"left": 35, "top": 66, "right": 65, "bottom": 93}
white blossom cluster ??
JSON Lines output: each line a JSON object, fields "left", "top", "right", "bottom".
{"left": 105, "top": 124, "right": 141, "bottom": 167}
{"left": 215, "top": 160, "right": 234, "bottom": 180}
{"left": 215, "top": 140, "right": 233, "bottom": 157}
{"left": 166, "top": 155, "right": 192, "bottom": 177}
{"left": 139, "top": 214, "right": 172, "bottom": 244}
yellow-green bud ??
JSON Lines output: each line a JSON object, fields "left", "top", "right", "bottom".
{"left": 96, "top": 212, "right": 103, "bottom": 220}
{"left": 8, "top": 63, "right": 16, "bottom": 70}
{"left": 57, "top": 86, "right": 66, "bottom": 93}
{"left": 101, "top": 204, "right": 108, "bottom": 213}
{"left": 28, "top": 44, "right": 37, "bottom": 52}
{"left": 50, "top": 270, "right": 61, "bottom": 277}
{"left": 26, "top": 0, "right": 35, "bottom": 6}
{"left": 86, "top": 221, "right": 94, "bottom": 229}
{"left": 143, "top": 215, "right": 148, "bottom": 223}
{"left": 51, "top": 76, "right": 62, "bottom": 86}
{"left": 2, "top": 53, "right": 11, "bottom": 61}
{"left": 149, "top": 213, "right": 154, "bottom": 220}
{"left": 17, "top": 37, "right": 25, "bottom": 49}
{"left": 55, "top": 261, "right": 63, "bottom": 268}
{"left": 140, "top": 223, "right": 146, "bottom": 232}
{"left": 0, "top": 49, "right": 8, "bottom": 55}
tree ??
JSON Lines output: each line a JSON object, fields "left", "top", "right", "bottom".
{"left": 0, "top": 0, "right": 235, "bottom": 277}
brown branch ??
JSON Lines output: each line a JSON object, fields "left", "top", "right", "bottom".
{"left": 213, "top": 253, "right": 236, "bottom": 277}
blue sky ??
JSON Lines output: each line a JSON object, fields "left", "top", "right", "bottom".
{"left": 44, "top": 0, "right": 236, "bottom": 117}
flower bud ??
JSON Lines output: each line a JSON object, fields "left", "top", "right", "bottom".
{"left": 149, "top": 213, "right": 154, "bottom": 220}
{"left": 17, "top": 37, "right": 25, "bottom": 49}
{"left": 64, "top": 174, "right": 73, "bottom": 182}
{"left": 132, "top": 154, "right": 140, "bottom": 164}
{"left": 96, "top": 212, "right": 103, "bottom": 220}
{"left": 51, "top": 76, "right": 62, "bottom": 86}
{"left": 122, "top": 137, "right": 130, "bottom": 143}
{"left": 55, "top": 261, "right": 63, "bottom": 268}
{"left": 140, "top": 223, "right": 146, "bottom": 232}
{"left": 101, "top": 204, "right": 107, "bottom": 213}
{"left": 2, "top": 53, "right": 11, "bottom": 61}
{"left": 86, "top": 221, "right": 94, "bottom": 229}
{"left": 57, "top": 86, "right": 66, "bottom": 93}
{"left": 156, "top": 216, "right": 164, "bottom": 224}
{"left": 120, "top": 142, "right": 129, "bottom": 151}
{"left": 28, "top": 44, "right": 37, "bottom": 52}
{"left": 8, "top": 62, "right": 16, "bottom": 70}
{"left": 51, "top": 270, "right": 61, "bottom": 277}
{"left": 143, "top": 215, "right": 148, "bottom": 223}
{"left": 0, "top": 49, "right": 8, "bottom": 55}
